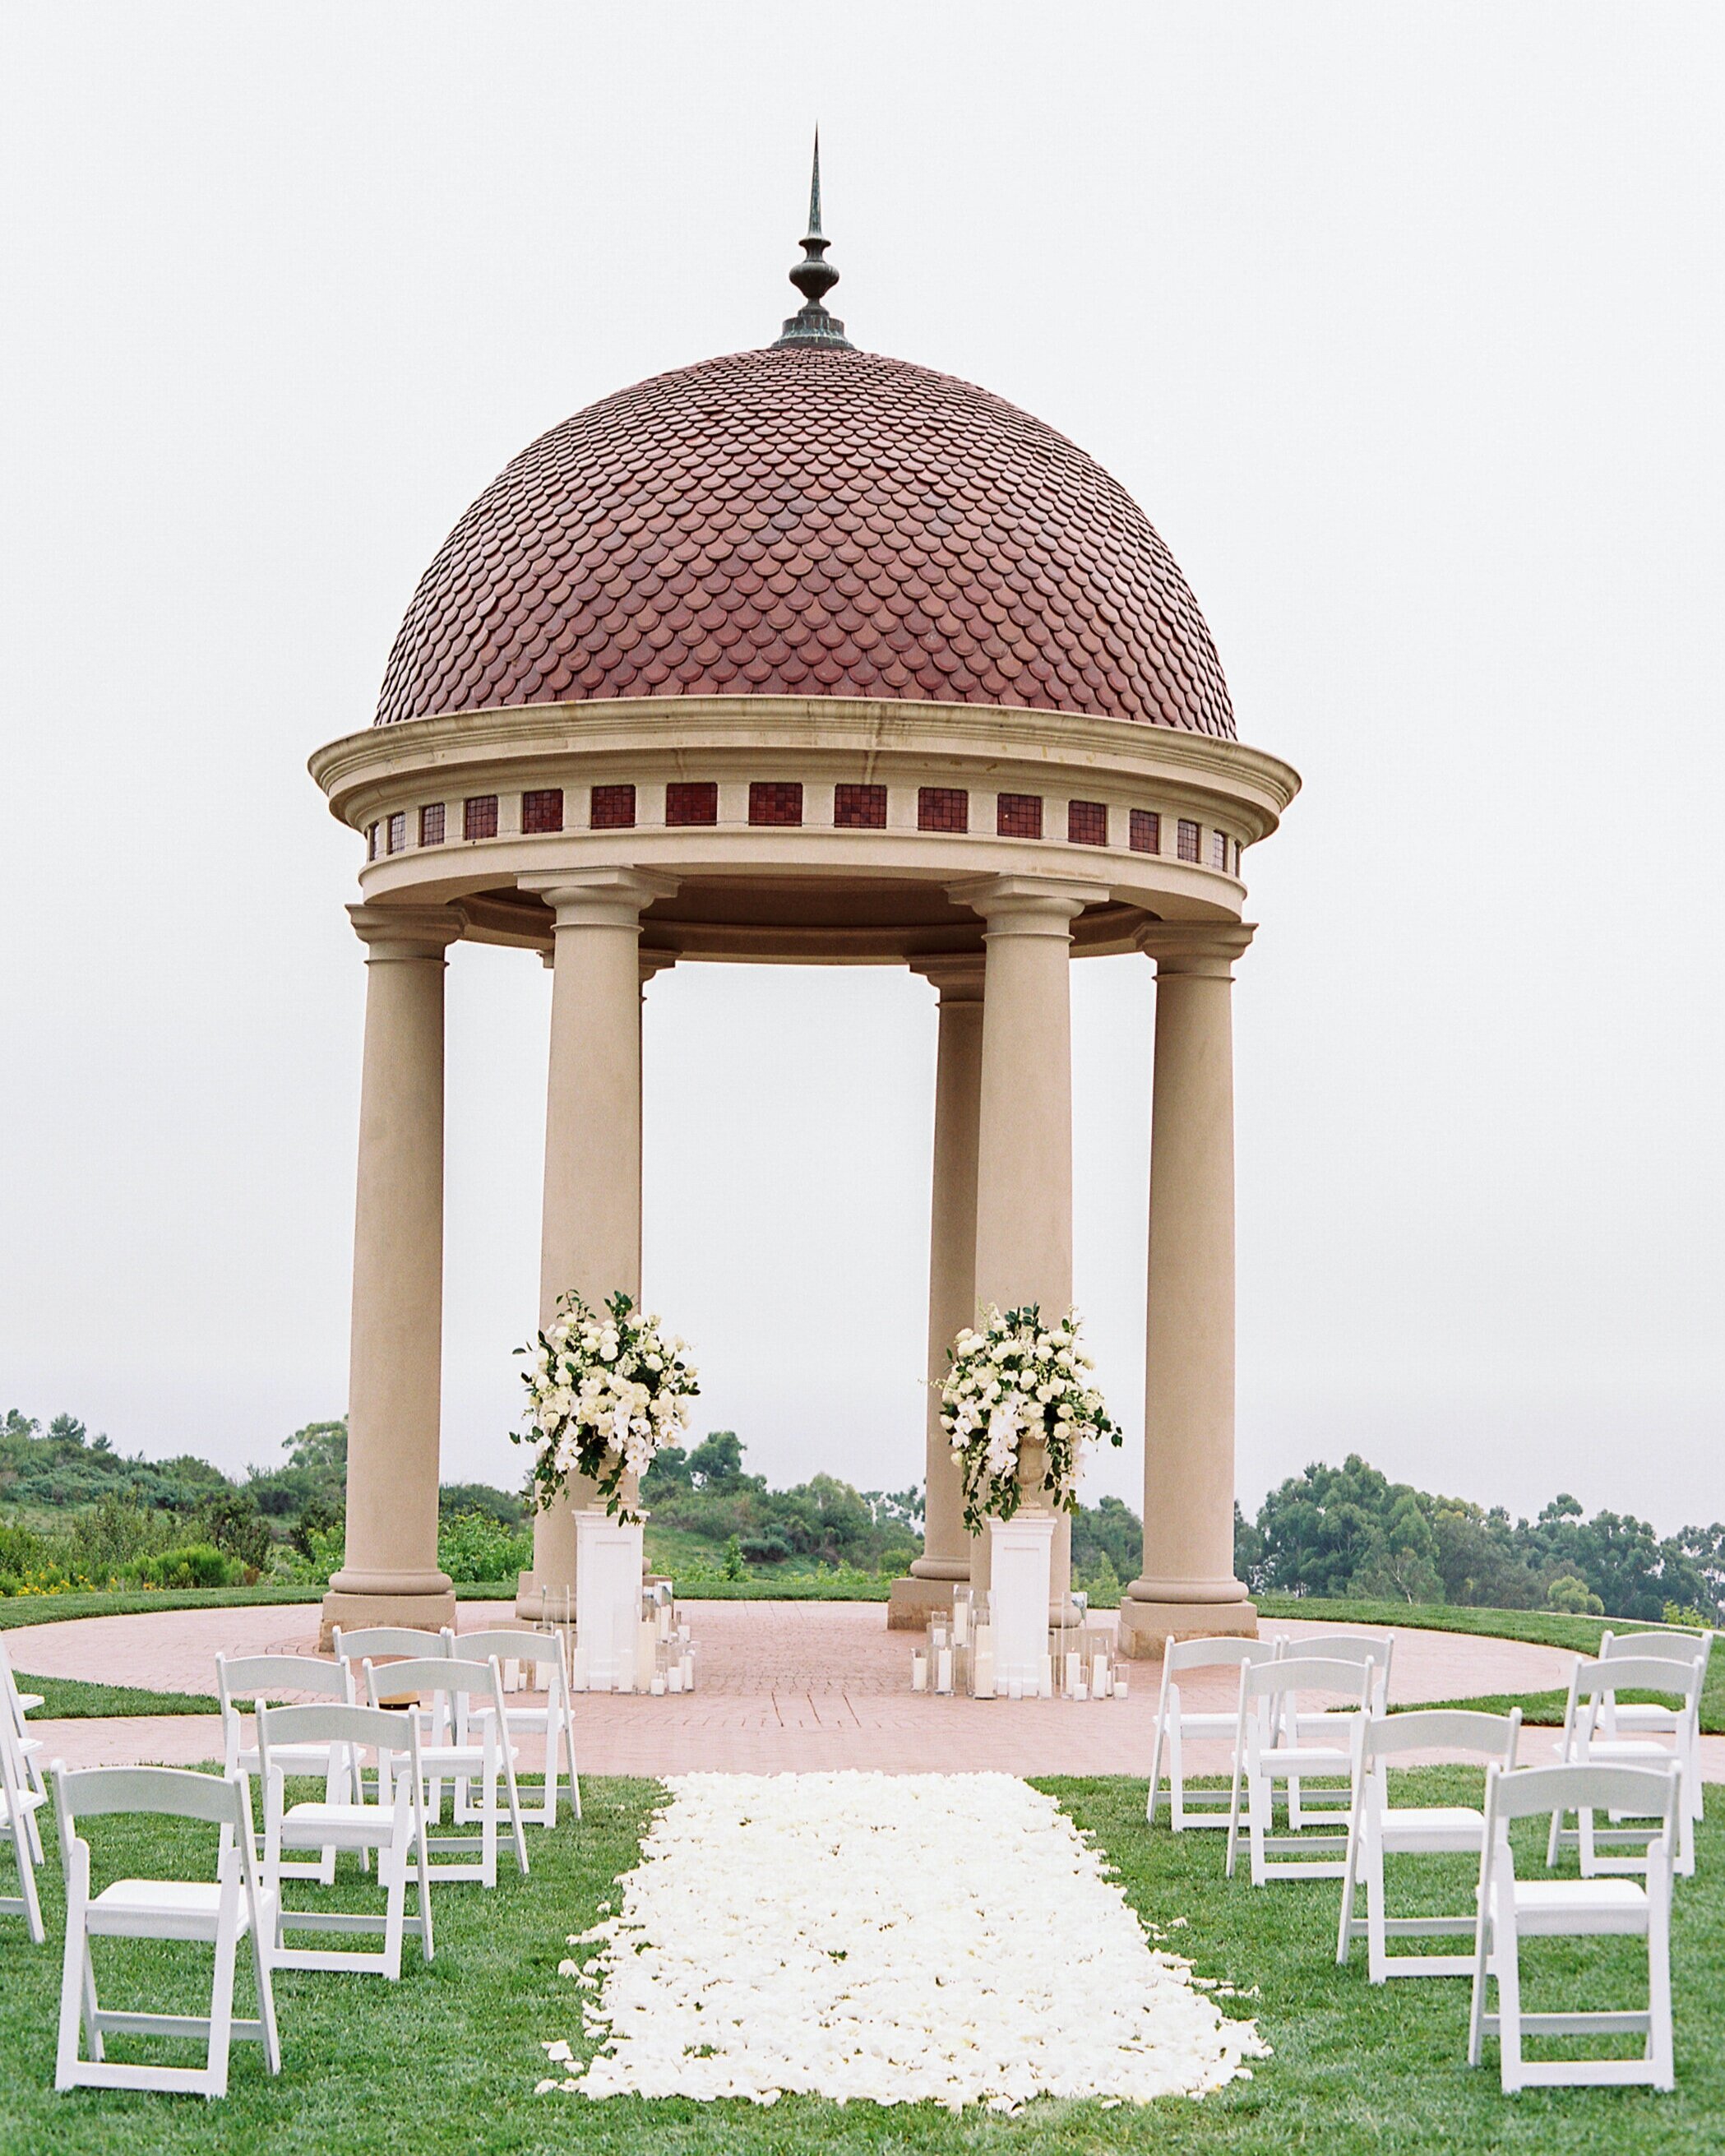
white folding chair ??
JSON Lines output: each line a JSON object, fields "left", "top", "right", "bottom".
{"left": 1470, "top": 1760, "right": 1679, "bottom": 2093}
{"left": 1276, "top": 1631, "right": 1394, "bottom": 1829}
{"left": 258, "top": 1701, "right": 432, "bottom": 1979}
{"left": 1596, "top": 1629, "right": 1712, "bottom": 1828}
{"left": 1546, "top": 1654, "right": 1703, "bottom": 1878}
{"left": 364, "top": 1656, "right": 528, "bottom": 1883}
{"left": 1146, "top": 1637, "right": 1277, "bottom": 1828}
{"left": 217, "top": 1654, "right": 355, "bottom": 1884}
{"left": 51, "top": 1765, "right": 280, "bottom": 2099}
{"left": 331, "top": 1626, "right": 452, "bottom": 1802}
{"left": 453, "top": 1629, "right": 582, "bottom": 1826}
{"left": 1336, "top": 1706, "right": 1522, "bottom": 1980}
{"left": 0, "top": 1640, "right": 48, "bottom": 1862}
{"left": 1, "top": 1701, "right": 45, "bottom": 1942}
{"left": 1226, "top": 1655, "right": 1375, "bottom": 1883}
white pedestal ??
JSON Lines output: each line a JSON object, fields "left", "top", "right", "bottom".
{"left": 988, "top": 1512, "right": 1055, "bottom": 1693}
{"left": 575, "top": 1509, "right": 644, "bottom": 1692}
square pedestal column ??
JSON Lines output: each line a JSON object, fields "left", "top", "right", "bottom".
{"left": 989, "top": 1513, "right": 1055, "bottom": 1692}
{"left": 576, "top": 1511, "right": 645, "bottom": 1692}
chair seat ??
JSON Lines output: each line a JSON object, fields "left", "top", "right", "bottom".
{"left": 1262, "top": 1745, "right": 1353, "bottom": 1773}
{"left": 1605, "top": 1705, "right": 1682, "bottom": 1728}
{"left": 237, "top": 1743, "right": 343, "bottom": 1774}
{"left": 467, "top": 1703, "right": 553, "bottom": 1728}
{"left": 416, "top": 1743, "right": 517, "bottom": 1773}
{"left": 1380, "top": 1804, "right": 1484, "bottom": 1844}
{"left": 87, "top": 1877, "right": 269, "bottom": 1943}
{"left": 0, "top": 1785, "right": 45, "bottom": 1827}
{"left": 280, "top": 1800, "right": 395, "bottom": 1847}
{"left": 1502, "top": 1877, "right": 1649, "bottom": 1936}
{"left": 1167, "top": 1710, "right": 1237, "bottom": 1736}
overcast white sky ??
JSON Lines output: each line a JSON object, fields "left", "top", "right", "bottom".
{"left": 2, "top": 5, "right": 1720, "bottom": 1534}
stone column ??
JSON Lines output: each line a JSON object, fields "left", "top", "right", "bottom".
{"left": 954, "top": 876, "right": 1108, "bottom": 1598}
{"left": 888, "top": 955, "right": 984, "bottom": 1628}
{"left": 321, "top": 903, "right": 465, "bottom": 1647}
{"left": 516, "top": 871, "right": 676, "bottom": 1617}
{"left": 1118, "top": 922, "right": 1258, "bottom": 1657}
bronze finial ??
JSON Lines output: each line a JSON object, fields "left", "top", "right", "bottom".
{"left": 774, "top": 130, "right": 854, "bottom": 349}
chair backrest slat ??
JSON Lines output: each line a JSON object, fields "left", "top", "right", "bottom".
{"left": 1166, "top": 1636, "right": 1275, "bottom": 1674}
{"left": 453, "top": 1630, "right": 562, "bottom": 1669}
{"left": 1601, "top": 1629, "right": 1712, "bottom": 1665}
{"left": 1364, "top": 1706, "right": 1521, "bottom": 1764}
{"left": 1488, "top": 1759, "right": 1678, "bottom": 1825}
{"left": 331, "top": 1626, "right": 452, "bottom": 1663}
{"left": 218, "top": 1654, "right": 349, "bottom": 1702}
{"left": 257, "top": 1701, "right": 416, "bottom": 1755}
{"left": 368, "top": 1656, "right": 501, "bottom": 1699}
{"left": 1575, "top": 1655, "right": 1702, "bottom": 1700}
{"left": 1246, "top": 1654, "right": 1376, "bottom": 1701}
{"left": 56, "top": 1764, "right": 245, "bottom": 1828}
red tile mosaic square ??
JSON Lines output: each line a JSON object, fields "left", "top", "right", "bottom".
{"left": 749, "top": 781, "right": 803, "bottom": 827}
{"left": 918, "top": 787, "right": 969, "bottom": 834}
{"left": 590, "top": 784, "right": 636, "bottom": 829}
{"left": 996, "top": 792, "right": 1043, "bottom": 840}
{"left": 1129, "top": 808, "right": 1160, "bottom": 855}
{"left": 834, "top": 783, "right": 888, "bottom": 829}
{"left": 666, "top": 781, "right": 719, "bottom": 826}
{"left": 1067, "top": 799, "right": 1108, "bottom": 847}
{"left": 386, "top": 811, "right": 406, "bottom": 855}
{"left": 419, "top": 802, "right": 446, "bottom": 848}
{"left": 1177, "top": 817, "right": 1200, "bottom": 863}
{"left": 374, "top": 349, "right": 1236, "bottom": 740}
{"left": 522, "top": 788, "right": 564, "bottom": 834}
{"left": 464, "top": 794, "right": 499, "bottom": 840}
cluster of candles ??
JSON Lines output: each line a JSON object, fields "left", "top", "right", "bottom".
{"left": 532, "top": 1582, "right": 697, "bottom": 1695}
{"left": 909, "top": 1589, "right": 1127, "bottom": 1702}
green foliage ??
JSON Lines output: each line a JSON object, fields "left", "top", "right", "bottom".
{"left": 438, "top": 1481, "right": 524, "bottom": 1527}
{"left": 687, "top": 1431, "right": 755, "bottom": 1493}
{"left": 1245, "top": 1453, "right": 1723, "bottom": 1624}
{"left": 437, "top": 1508, "right": 534, "bottom": 1585}
{"left": 721, "top": 1533, "right": 747, "bottom": 1581}
{"left": 129, "top": 1543, "right": 236, "bottom": 1589}
{"left": 1547, "top": 1572, "right": 1603, "bottom": 1616}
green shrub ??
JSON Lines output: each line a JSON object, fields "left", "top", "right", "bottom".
{"left": 1547, "top": 1572, "right": 1603, "bottom": 1617}
{"left": 437, "top": 1508, "right": 533, "bottom": 1585}
{"left": 130, "top": 1544, "right": 236, "bottom": 1590}
{"left": 721, "top": 1534, "right": 747, "bottom": 1582}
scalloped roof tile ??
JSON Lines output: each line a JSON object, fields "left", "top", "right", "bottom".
{"left": 375, "top": 346, "right": 1233, "bottom": 738}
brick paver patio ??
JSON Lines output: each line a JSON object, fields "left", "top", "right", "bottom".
{"left": 19, "top": 1597, "right": 1718, "bottom": 1780}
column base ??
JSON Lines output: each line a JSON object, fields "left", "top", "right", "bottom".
{"left": 1114, "top": 1597, "right": 1258, "bottom": 1660}
{"left": 887, "top": 1575, "right": 961, "bottom": 1629}
{"left": 319, "top": 1585, "right": 456, "bottom": 1652}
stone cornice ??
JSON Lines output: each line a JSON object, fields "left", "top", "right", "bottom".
{"left": 309, "top": 696, "right": 1301, "bottom": 837}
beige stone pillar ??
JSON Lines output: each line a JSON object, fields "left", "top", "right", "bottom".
{"left": 516, "top": 871, "right": 676, "bottom": 1617}
{"left": 954, "top": 876, "right": 1108, "bottom": 1598}
{"left": 321, "top": 904, "right": 465, "bottom": 1647}
{"left": 888, "top": 955, "right": 984, "bottom": 1628}
{"left": 1117, "top": 922, "right": 1258, "bottom": 1657}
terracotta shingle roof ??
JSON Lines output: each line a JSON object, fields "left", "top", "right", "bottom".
{"left": 374, "top": 345, "right": 1233, "bottom": 737}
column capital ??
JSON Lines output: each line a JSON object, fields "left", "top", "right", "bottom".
{"left": 1136, "top": 920, "right": 1256, "bottom": 977}
{"left": 639, "top": 946, "right": 678, "bottom": 985}
{"left": 521, "top": 868, "right": 680, "bottom": 931}
{"left": 347, "top": 903, "right": 466, "bottom": 960}
{"left": 908, "top": 951, "right": 987, "bottom": 1002}
{"left": 946, "top": 873, "right": 1111, "bottom": 937}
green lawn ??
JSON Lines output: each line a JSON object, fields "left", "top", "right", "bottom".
{"left": 0, "top": 1774, "right": 1718, "bottom": 2154}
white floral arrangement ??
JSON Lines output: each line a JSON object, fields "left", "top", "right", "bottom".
{"left": 941, "top": 1303, "right": 1121, "bottom": 1530}
{"left": 514, "top": 1290, "right": 699, "bottom": 1523}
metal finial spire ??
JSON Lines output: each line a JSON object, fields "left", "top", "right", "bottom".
{"left": 774, "top": 129, "right": 853, "bottom": 349}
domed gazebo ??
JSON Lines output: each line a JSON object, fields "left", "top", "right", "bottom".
{"left": 310, "top": 160, "right": 1299, "bottom": 1656}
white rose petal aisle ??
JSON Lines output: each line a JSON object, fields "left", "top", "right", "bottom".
{"left": 515, "top": 1290, "right": 700, "bottom": 1691}
{"left": 541, "top": 1773, "right": 1265, "bottom": 2111}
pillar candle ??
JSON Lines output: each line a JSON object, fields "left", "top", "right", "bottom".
{"left": 571, "top": 1644, "right": 590, "bottom": 1692}
{"left": 973, "top": 1647, "right": 996, "bottom": 1700}
{"left": 1039, "top": 1655, "right": 1054, "bottom": 1699}
{"left": 1007, "top": 1676, "right": 1023, "bottom": 1701}
{"left": 912, "top": 1653, "right": 927, "bottom": 1693}
{"left": 1064, "top": 1652, "right": 1081, "bottom": 1698}
{"left": 936, "top": 1647, "right": 954, "bottom": 1695}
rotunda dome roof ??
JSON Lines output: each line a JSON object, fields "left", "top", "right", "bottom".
{"left": 374, "top": 345, "right": 1234, "bottom": 738}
